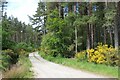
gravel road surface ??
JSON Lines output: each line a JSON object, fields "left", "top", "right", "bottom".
{"left": 29, "top": 52, "right": 113, "bottom": 78}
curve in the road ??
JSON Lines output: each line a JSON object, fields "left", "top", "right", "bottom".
{"left": 29, "top": 52, "right": 113, "bottom": 78}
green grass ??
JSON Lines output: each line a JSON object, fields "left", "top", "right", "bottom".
{"left": 3, "top": 56, "right": 33, "bottom": 78}
{"left": 18, "top": 56, "right": 33, "bottom": 78}
{"left": 39, "top": 51, "right": 118, "bottom": 77}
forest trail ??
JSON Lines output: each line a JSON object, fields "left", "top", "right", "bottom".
{"left": 29, "top": 52, "right": 111, "bottom": 78}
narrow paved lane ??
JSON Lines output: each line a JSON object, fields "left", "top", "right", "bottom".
{"left": 29, "top": 52, "right": 111, "bottom": 78}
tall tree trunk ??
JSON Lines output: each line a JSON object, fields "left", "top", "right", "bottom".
{"left": 89, "top": 3, "right": 94, "bottom": 48}
{"left": 108, "top": 27, "right": 113, "bottom": 46}
{"left": 43, "top": 17, "right": 46, "bottom": 35}
{"left": 82, "top": 27, "right": 85, "bottom": 50}
{"left": 87, "top": 2, "right": 92, "bottom": 49}
{"left": 59, "top": 2, "right": 64, "bottom": 19}
{"left": 114, "top": 2, "right": 119, "bottom": 49}
{"left": 13, "top": 34, "right": 15, "bottom": 42}
{"left": 21, "top": 31, "right": 23, "bottom": 42}
{"left": 87, "top": 24, "right": 91, "bottom": 49}
{"left": 16, "top": 32, "right": 18, "bottom": 43}
{"left": 94, "top": 24, "right": 96, "bottom": 47}
{"left": 17, "top": 32, "right": 20, "bottom": 43}
{"left": 87, "top": 2, "right": 93, "bottom": 49}
{"left": 104, "top": 27, "right": 107, "bottom": 44}
{"left": 91, "top": 24, "right": 94, "bottom": 48}
{"left": 74, "top": 3, "right": 78, "bottom": 53}
{"left": 69, "top": 3, "right": 73, "bottom": 12}
{"left": 75, "top": 26, "right": 77, "bottom": 53}
{"left": 44, "top": 3, "right": 46, "bottom": 35}
{"left": 114, "top": 22, "right": 119, "bottom": 49}
{"left": 24, "top": 32, "right": 26, "bottom": 43}
{"left": 59, "top": 2, "right": 61, "bottom": 18}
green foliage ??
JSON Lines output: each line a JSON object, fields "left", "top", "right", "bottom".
{"left": 1, "top": 49, "right": 18, "bottom": 71}
{"left": 2, "top": 39, "right": 16, "bottom": 50}
{"left": 34, "top": 2, "right": 119, "bottom": 59}
{"left": 14, "top": 42, "right": 33, "bottom": 53}
{"left": 73, "top": 13, "right": 97, "bottom": 27}
{"left": 2, "top": 14, "right": 39, "bottom": 50}
{"left": 0, "top": 52, "right": 11, "bottom": 71}
{"left": 14, "top": 42, "right": 27, "bottom": 51}
{"left": 41, "top": 32, "right": 63, "bottom": 57}
{"left": 103, "top": 9, "right": 116, "bottom": 27}
{"left": 27, "top": 46, "right": 34, "bottom": 52}
{"left": 2, "top": 22, "right": 16, "bottom": 49}
{"left": 41, "top": 9, "right": 74, "bottom": 57}
{"left": 46, "top": 9, "right": 62, "bottom": 32}
{"left": 2, "top": 16, "right": 16, "bottom": 50}
{"left": 1, "top": 42, "right": 34, "bottom": 71}
{"left": 65, "top": 12, "right": 76, "bottom": 24}
{"left": 88, "top": 14, "right": 97, "bottom": 24}
{"left": 4, "top": 49, "right": 16, "bottom": 57}
{"left": 18, "top": 49, "right": 28, "bottom": 57}
{"left": 73, "top": 16, "right": 84, "bottom": 27}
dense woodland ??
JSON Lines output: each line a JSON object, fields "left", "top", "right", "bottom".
{"left": 30, "top": 2, "right": 120, "bottom": 57}
{"left": 1, "top": 1, "right": 120, "bottom": 77}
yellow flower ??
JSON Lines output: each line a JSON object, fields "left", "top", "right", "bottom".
{"left": 104, "top": 44, "right": 108, "bottom": 47}
{"left": 90, "top": 49, "right": 94, "bottom": 53}
{"left": 99, "top": 49, "right": 103, "bottom": 53}
{"left": 94, "top": 51, "right": 99, "bottom": 55}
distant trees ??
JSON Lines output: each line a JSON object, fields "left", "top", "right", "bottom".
{"left": 2, "top": 13, "right": 39, "bottom": 71}
{"left": 2, "top": 13, "right": 39, "bottom": 50}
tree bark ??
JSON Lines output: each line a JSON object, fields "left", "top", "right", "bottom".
{"left": 108, "top": 27, "right": 113, "bottom": 46}
{"left": 59, "top": 2, "right": 64, "bottom": 19}
{"left": 74, "top": 3, "right": 78, "bottom": 53}
{"left": 114, "top": 2, "right": 119, "bottom": 49}
{"left": 59, "top": 2, "right": 61, "bottom": 18}
{"left": 87, "top": 2, "right": 92, "bottom": 49}
{"left": 114, "top": 22, "right": 119, "bottom": 49}
{"left": 91, "top": 24, "right": 94, "bottom": 48}
{"left": 87, "top": 5, "right": 90, "bottom": 49}
{"left": 75, "top": 26, "right": 78, "bottom": 53}
{"left": 87, "top": 24, "right": 91, "bottom": 49}
{"left": 104, "top": 27, "right": 107, "bottom": 44}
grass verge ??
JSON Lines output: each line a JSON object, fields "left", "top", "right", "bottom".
{"left": 3, "top": 56, "right": 33, "bottom": 78}
{"left": 39, "top": 51, "right": 118, "bottom": 77}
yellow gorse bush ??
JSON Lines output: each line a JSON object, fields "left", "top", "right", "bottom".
{"left": 75, "top": 43, "right": 119, "bottom": 66}
{"left": 87, "top": 43, "right": 119, "bottom": 66}
{"left": 75, "top": 51, "right": 86, "bottom": 61}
